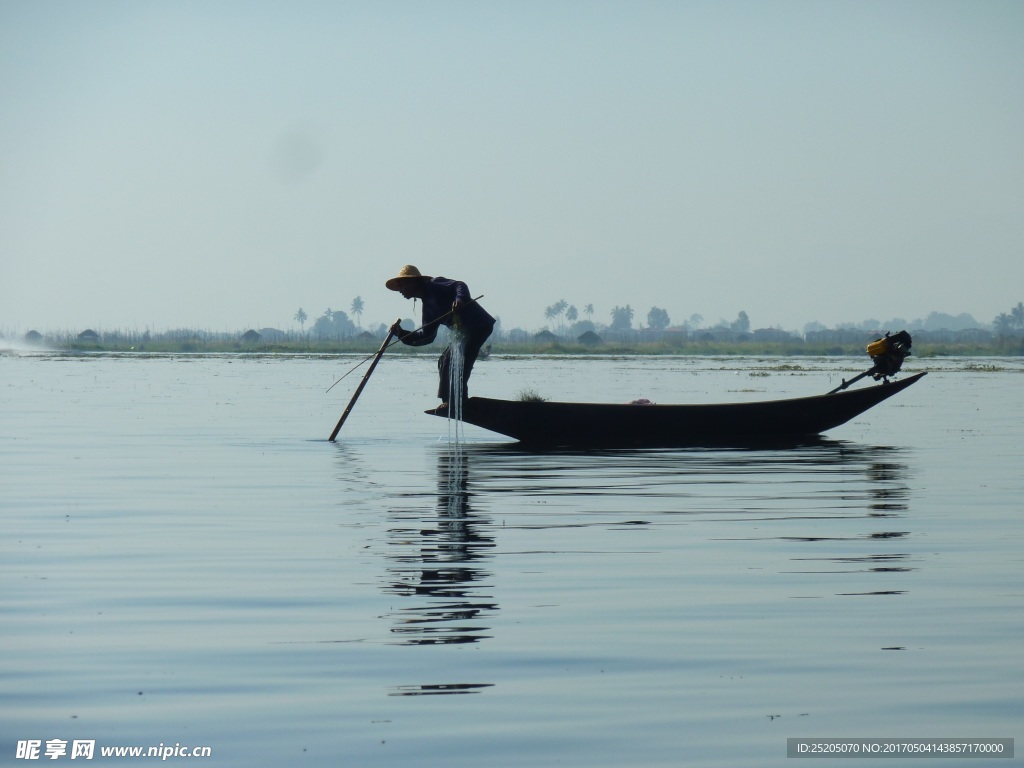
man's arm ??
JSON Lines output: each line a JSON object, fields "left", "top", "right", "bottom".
{"left": 390, "top": 319, "right": 439, "bottom": 347}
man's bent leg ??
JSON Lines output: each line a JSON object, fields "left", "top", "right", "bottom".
{"left": 437, "top": 346, "right": 452, "bottom": 400}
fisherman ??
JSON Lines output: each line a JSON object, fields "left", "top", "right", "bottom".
{"left": 385, "top": 265, "right": 495, "bottom": 406}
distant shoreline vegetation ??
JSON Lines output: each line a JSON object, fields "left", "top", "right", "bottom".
{"left": 8, "top": 301, "right": 1023, "bottom": 356}
{"left": 5, "top": 324, "right": 1023, "bottom": 357}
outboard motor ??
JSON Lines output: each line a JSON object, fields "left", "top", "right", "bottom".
{"left": 830, "top": 330, "right": 913, "bottom": 393}
{"left": 865, "top": 330, "right": 912, "bottom": 379}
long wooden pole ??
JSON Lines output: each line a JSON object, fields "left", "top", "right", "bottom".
{"left": 328, "top": 319, "right": 400, "bottom": 442}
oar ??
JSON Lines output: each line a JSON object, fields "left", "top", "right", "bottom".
{"left": 325, "top": 294, "right": 484, "bottom": 393}
{"left": 328, "top": 319, "right": 400, "bottom": 442}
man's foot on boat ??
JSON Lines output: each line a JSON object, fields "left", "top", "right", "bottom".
{"left": 433, "top": 399, "right": 468, "bottom": 415}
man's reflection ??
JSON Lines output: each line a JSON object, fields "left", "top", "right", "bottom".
{"left": 381, "top": 446, "right": 497, "bottom": 645}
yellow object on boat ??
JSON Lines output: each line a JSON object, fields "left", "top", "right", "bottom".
{"left": 866, "top": 337, "right": 889, "bottom": 357}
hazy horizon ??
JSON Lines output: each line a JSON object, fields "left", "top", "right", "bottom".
{"left": 0, "top": 305, "right": 1001, "bottom": 338}
{"left": 2, "top": 2, "right": 1022, "bottom": 335}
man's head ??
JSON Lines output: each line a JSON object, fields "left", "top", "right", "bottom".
{"left": 385, "top": 265, "right": 430, "bottom": 299}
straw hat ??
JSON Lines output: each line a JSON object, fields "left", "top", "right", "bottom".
{"left": 385, "top": 264, "right": 432, "bottom": 291}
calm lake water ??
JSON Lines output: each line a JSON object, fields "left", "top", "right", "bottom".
{"left": 2, "top": 350, "right": 1021, "bottom": 766}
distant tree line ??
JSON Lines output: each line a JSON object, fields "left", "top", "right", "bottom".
{"left": 993, "top": 302, "right": 1024, "bottom": 337}
{"left": 293, "top": 297, "right": 366, "bottom": 340}
{"left": 11, "top": 300, "right": 1021, "bottom": 354}
{"left": 287, "top": 297, "right": 1024, "bottom": 341}
{"left": 537, "top": 301, "right": 1024, "bottom": 338}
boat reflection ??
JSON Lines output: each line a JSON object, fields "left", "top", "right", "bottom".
{"left": 381, "top": 446, "right": 497, "bottom": 646}
{"left": 377, "top": 438, "right": 915, "bottom": 650}
{"left": 449, "top": 439, "right": 915, "bottom": 589}
{"left": 454, "top": 439, "right": 911, "bottom": 517}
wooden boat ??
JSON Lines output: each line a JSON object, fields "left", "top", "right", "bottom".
{"left": 428, "top": 371, "right": 927, "bottom": 448}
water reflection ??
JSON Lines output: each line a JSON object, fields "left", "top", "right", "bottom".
{"left": 457, "top": 439, "right": 911, "bottom": 517}
{"left": 387, "top": 682, "right": 495, "bottom": 697}
{"left": 381, "top": 446, "right": 497, "bottom": 646}
{"left": 451, "top": 439, "right": 915, "bottom": 594}
{"left": 376, "top": 439, "right": 915, "bottom": 653}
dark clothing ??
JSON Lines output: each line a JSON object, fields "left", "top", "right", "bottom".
{"left": 394, "top": 277, "right": 495, "bottom": 400}
{"left": 434, "top": 327, "right": 491, "bottom": 400}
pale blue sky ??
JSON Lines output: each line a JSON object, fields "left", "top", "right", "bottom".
{"left": 2, "top": 0, "right": 1021, "bottom": 334}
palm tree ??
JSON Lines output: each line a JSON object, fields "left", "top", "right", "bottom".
{"left": 544, "top": 304, "right": 558, "bottom": 328}
{"left": 294, "top": 308, "right": 307, "bottom": 334}
{"left": 544, "top": 299, "right": 569, "bottom": 335}
{"left": 1011, "top": 302, "right": 1024, "bottom": 331}
{"left": 351, "top": 296, "right": 364, "bottom": 329}
{"left": 584, "top": 304, "right": 594, "bottom": 323}
{"left": 566, "top": 305, "right": 578, "bottom": 328}
{"left": 609, "top": 305, "right": 634, "bottom": 331}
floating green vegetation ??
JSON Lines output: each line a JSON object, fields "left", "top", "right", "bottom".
{"left": 963, "top": 363, "right": 1007, "bottom": 372}
{"left": 746, "top": 363, "right": 808, "bottom": 376}
{"left": 516, "top": 388, "right": 548, "bottom": 402}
